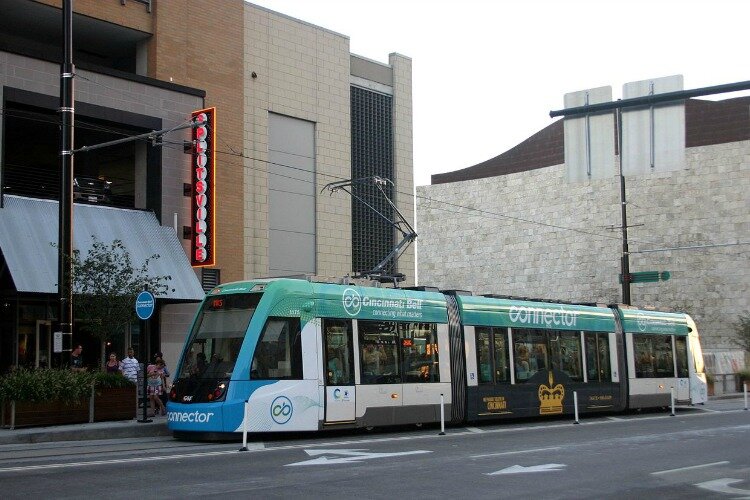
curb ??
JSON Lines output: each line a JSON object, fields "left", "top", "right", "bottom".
{"left": 0, "top": 419, "right": 171, "bottom": 445}
{"left": 708, "top": 393, "right": 746, "bottom": 401}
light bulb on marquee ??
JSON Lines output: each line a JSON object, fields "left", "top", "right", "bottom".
{"left": 190, "top": 108, "right": 216, "bottom": 266}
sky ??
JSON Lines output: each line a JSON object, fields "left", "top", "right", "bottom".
{"left": 249, "top": 0, "right": 749, "bottom": 187}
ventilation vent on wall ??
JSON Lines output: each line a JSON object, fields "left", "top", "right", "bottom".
{"left": 201, "top": 268, "right": 220, "bottom": 293}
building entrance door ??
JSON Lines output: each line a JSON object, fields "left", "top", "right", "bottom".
{"left": 36, "top": 320, "right": 52, "bottom": 368}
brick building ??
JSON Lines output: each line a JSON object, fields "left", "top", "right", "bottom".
{"left": 418, "top": 93, "right": 749, "bottom": 380}
{"left": 0, "top": 0, "right": 413, "bottom": 371}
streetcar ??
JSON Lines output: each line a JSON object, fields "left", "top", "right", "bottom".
{"left": 166, "top": 278, "right": 707, "bottom": 436}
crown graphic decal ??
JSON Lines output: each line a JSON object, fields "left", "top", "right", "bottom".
{"left": 538, "top": 371, "right": 564, "bottom": 415}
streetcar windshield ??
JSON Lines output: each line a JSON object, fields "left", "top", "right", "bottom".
{"left": 176, "top": 293, "right": 262, "bottom": 380}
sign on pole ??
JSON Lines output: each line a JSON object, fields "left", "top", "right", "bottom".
{"left": 135, "top": 290, "right": 155, "bottom": 320}
{"left": 620, "top": 271, "right": 671, "bottom": 284}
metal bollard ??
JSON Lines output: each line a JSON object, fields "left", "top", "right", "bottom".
{"left": 239, "top": 399, "right": 250, "bottom": 451}
{"left": 744, "top": 382, "right": 748, "bottom": 411}
{"left": 439, "top": 393, "right": 445, "bottom": 435}
{"left": 573, "top": 391, "right": 579, "bottom": 424}
{"left": 670, "top": 386, "right": 675, "bottom": 416}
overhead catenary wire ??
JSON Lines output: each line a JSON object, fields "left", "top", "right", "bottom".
{"left": 56, "top": 71, "right": 750, "bottom": 253}
{"left": 159, "top": 139, "right": 750, "bottom": 254}
{"left": 3, "top": 103, "right": 745, "bottom": 256}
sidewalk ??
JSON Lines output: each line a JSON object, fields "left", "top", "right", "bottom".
{"left": 1, "top": 394, "right": 746, "bottom": 446}
{"left": 0, "top": 413, "right": 171, "bottom": 445}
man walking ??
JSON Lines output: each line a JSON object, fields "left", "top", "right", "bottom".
{"left": 70, "top": 344, "right": 85, "bottom": 372}
{"left": 120, "top": 347, "right": 139, "bottom": 383}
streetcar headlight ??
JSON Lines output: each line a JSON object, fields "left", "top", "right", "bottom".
{"left": 207, "top": 380, "right": 228, "bottom": 401}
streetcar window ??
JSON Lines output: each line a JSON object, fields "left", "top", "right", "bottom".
{"left": 250, "top": 317, "right": 302, "bottom": 380}
{"left": 177, "top": 293, "right": 260, "bottom": 380}
{"left": 324, "top": 319, "right": 354, "bottom": 385}
{"left": 476, "top": 327, "right": 510, "bottom": 384}
{"left": 549, "top": 331, "right": 583, "bottom": 382}
{"left": 585, "top": 332, "right": 610, "bottom": 383}
{"left": 675, "top": 337, "right": 689, "bottom": 378}
{"left": 358, "top": 320, "right": 440, "bottom": 384}
{"left": 513, "top": 329, "right": 546, "bottom": 382}
{"left": 360, "top": 320, "right": 401, "bottom": 384}
{"left": 493, "top": 329, "right": 510, "bottom": 383}
{"left": 476, "top": 329, "right": 492, "bottom": 384}
{"left": 401, "top": 323, "right": 440, "bottom": 383}
{"left": 634, "top": 334, "right": 675, "bottom": 378}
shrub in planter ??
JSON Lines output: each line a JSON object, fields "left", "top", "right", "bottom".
{"left": 737, "top": 369, "right": 750, "bottom": 391}
{"left": 0, "top": 368, "right": 93, "bottom": 404}
{"left": 705, "top": 372, "right": 715, "bottom": 396}
{"left": 92, "top": 371, "right": 136, "bottom": 391}
{"left": 0, "top": 369, "right": 95, "bottom": 428}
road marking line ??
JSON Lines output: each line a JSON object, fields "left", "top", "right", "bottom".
{"left": 0, "top": 450, "right": 244, "bottom": 473}
{"left": 471, "top": 446, "right": 561, "bottom": 459}
{"left": 651, "top": 460, "right": 729, "bottom": 475}
{"left": 465, "top": 427, "right": 484, "bottom": 433}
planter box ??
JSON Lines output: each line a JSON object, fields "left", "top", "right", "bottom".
{"left": 1, "top": 385, "right": 136, "bottom": 429}
{"left": 93, "top": 386, "right": 136, "bottom": 422}
{"left": 1, "top": 399, "right": 88, "bottom": 429}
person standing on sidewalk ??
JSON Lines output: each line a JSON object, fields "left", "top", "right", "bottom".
{"left": 120, "top": 347, "right": 139, "bottom": 383}
{"left": 154, "top": 351, "right": 170, "bottom": 407}
{"left": 70, "top": 345, "right": 85, "bottom": 372}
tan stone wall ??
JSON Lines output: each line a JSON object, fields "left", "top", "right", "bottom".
{"left": 244, "top": 5, "right": 352, "bottom": 279}
{"left": 417, "top": 142, "right": 750, "bottom": 353}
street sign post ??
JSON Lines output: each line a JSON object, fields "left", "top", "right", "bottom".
{"left": 135, "top": 290, "right": 155, "bottom": 320}
{"left": 620, "top": 271, "right": 671, "bottom": 283}
{"left": 135, "top": 290, "right": 155, "bottom": 423}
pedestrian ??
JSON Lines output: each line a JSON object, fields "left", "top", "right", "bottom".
{"left": 70, "top": 344, "right": 85, "bottom": 372}
{"left": 120, "top": 347, "right": 139, "bottom": 383}
{"left": 147, "top": 357, "right": 167, "bottom": 416}
{"left": 154, "top": 351, "right": 171, "bottom": 378}
{"left": 154, "top": 351, "right": 170, "bottom": 406}
{"left": 105, "top": 352, "right": 122, "bottom": 375}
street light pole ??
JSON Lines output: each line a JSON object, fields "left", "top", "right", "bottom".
{"left": 616, "top": 106, "right": 631, "bottom": 305}
{"left": 58, "top": 0, "right": 75, "bottom": 361}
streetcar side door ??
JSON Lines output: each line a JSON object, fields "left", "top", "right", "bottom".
{"left": 323, "top": 319, "right": 356, "bottom": 422}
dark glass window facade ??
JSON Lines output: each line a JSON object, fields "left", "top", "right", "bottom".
{"left": 350, "top": 86, "right": 394, "bottom": 274}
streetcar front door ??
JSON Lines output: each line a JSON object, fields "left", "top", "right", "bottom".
{"left": 323, "top": 319, "right": 356, "bottom": 422}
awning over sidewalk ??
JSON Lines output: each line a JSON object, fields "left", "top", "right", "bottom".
{"left": 0, "top": 195, "right": 205, "bottom": 301}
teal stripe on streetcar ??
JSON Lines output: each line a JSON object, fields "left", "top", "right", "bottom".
{"left": 457, "top": 296, "right": 616, "bottom": 332}
{"left": 620, "top": 309, "right": 690, "bottom": 335}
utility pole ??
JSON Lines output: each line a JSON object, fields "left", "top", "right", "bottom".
{"left": 616, "top": 106, "right": 631, "bottom": 305}
{"left": 550, "top": 79, "right": 750, "bottom": 306}
{"left": 58, "top": 0, "right": 75, "bottom": 362}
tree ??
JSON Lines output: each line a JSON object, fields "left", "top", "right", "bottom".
{"left": 72, "top": 237, "right": 172, "bottom": 362}
{"left": 733, "top": 312, "right": 750, "bottom": 353}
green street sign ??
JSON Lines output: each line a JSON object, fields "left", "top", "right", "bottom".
{"left": 620, "top": 271, "right": 671, "bottom": 283}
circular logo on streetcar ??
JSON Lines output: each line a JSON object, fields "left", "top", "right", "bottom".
{"left": 342, "top": 288, "right": 361, "bottom": 316}
{"left": 636, "top": 312, "right": 649, "bottom": 332}
{"left": 270, "top": 396, "right": 293, "bottom": 425}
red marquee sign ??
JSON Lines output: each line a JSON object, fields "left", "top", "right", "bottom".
{"left": 190, "top": 107, "right": 216, "bottom": 267}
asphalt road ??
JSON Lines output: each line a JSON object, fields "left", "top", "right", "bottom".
{"left": 1, "top": 403, "right": 748, "bottom": 499}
